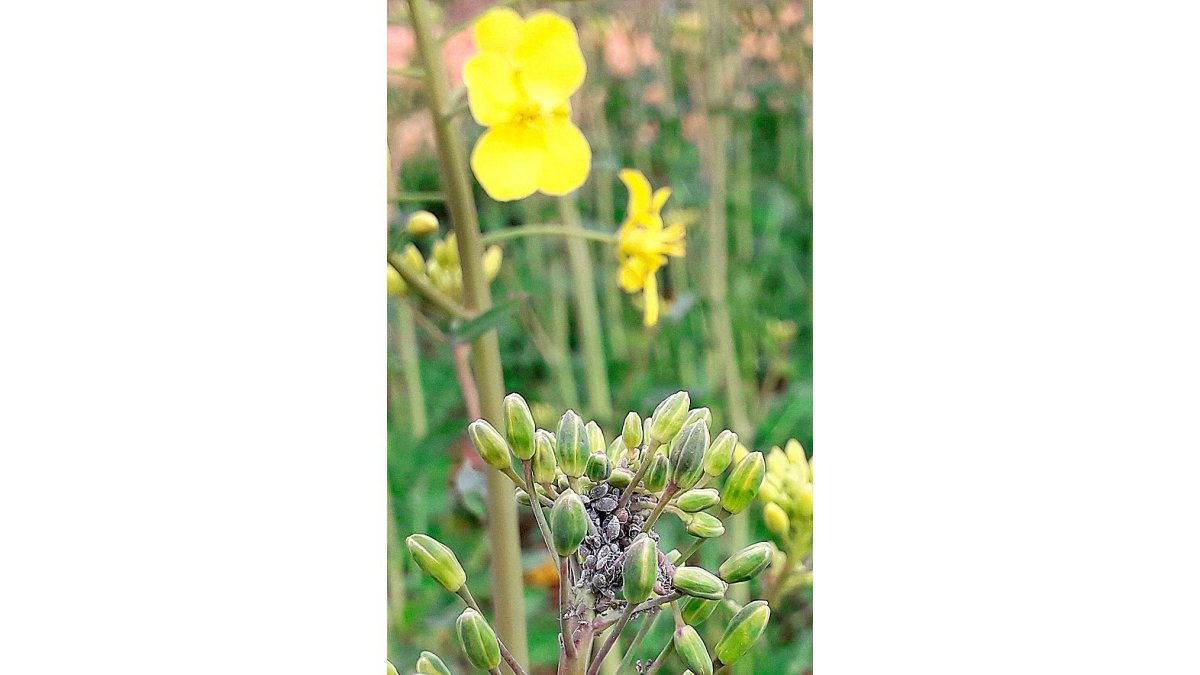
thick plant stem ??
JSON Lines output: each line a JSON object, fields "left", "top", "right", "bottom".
{"left": 559, "top": 557, "right": 577, "bottom": 660}
{"left": 558, "top": 193, "right": 613, "bottom": 421}
{"left": 395, "top": 301, "right": 428, "bottom": 438}
{"left": 408, "top": 0, "right": 528, "bottom": 663}
{"left": 589, "top": 91, "right": 629, "bottom": 361}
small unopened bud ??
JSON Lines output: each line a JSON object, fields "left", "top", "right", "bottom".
{"left": 763, "top": 502, "right": 790, "bottom": 537}
{"left": 405, "top": 210, "right": 439, "bottom": 236}
{"left": 719, "top": 542, "right": 774, "bottom": 583}
{"left": 468, "top": 419, "right": 512, "bottom": 472}
{"left": 766, "top": 448, "right": 788, "bottom": 479}
{"left": 704, "top": 430, "right": 738, "bottom": 477}
{"left": 455, "top": 608, "right": 501, "bottom": 671}
{"left": 532, "top": 430, "right": 558, "bottom": 484}
{"left": 720, "top": 452, "right": 765, "bottom": 514}
{"left": 673, "top": 625, "right": 714, "bottom": 675}
{"left": 644, "top": 452, "right": 670, "bottom": 494}
{"left": 387, "top": 264, "right": 405, "bottom": 296}
{"left": 514, "top": 487, "right": 531, "bottom": 507}
{"left": 622, "top": 534, "right": 658, "bottom": 603}
{"left": 503, "top": 393, "right": 536, "bottom": 460}
{"left": 681, "top": 597, "right": 719, "bottom": 625}
{"left": 714, "top": 601, "right": 771, "bottom": 666}
{"left": 732, "top": 442, "right": 749, "bottom": 464}
{"left": 669, "top": 421, "right": 709, "bottom": 490}
{"left": 608, "top": 467, "right": 634, "bottom": 488}
{"left": 648, "top": 391, "right": 690, "bottom": 444}
{"left": 675, "top": 488, "right": 720, "bottom": 512}
{"left": 415, "top": 651, "right": 451, "bottom": 675}
{"left": 797, "top": 483, "right": 814, "bottom": 518}
{"left": 622, "top": 411, "right": 643, "bottom": 450}
{"left": 585, "top": 451, "right": 611, "bottom": 481}
{"left": 672, "top": 565, "right": 727, "bottom": 600}
{"left": 387, "top": 661, "right": 398, "bottom": 675}
{"left": 685, "top": 512, "right": 725, "bottom": 538}
{"left": 585, "top": 421, "right": 606, "bottom": 461}
{"left": 606, "top": 437, "right": 625, "bottom": 462}
{"left": 683, "top": 407, "right": 712, "bottom": 430}
{"left": 550, "top": 489, "right": 588, "bottom": 556}
{"left": 406, "top": 534, "right": 466, "bottom": 593}
{"left": 555, "top": 410, "right": 589, "bottom": 477}
{"left": 482, "top": 245, "right": 503, "bottom": 281}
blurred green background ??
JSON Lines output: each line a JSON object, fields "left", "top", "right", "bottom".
{"left": 388, "top": 1, "right": 811, "bottom": 672}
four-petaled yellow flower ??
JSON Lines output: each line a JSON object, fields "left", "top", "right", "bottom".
{"left": 464, "top": 8, "right": 591, "bottom": 202}
{"left": 616, "top": 169, "right": 686, "bottom": 327}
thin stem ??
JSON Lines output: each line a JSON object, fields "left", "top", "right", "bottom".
{"left": 559, "top": 193, "right": 613, "bottom": 421}
{"left": 644, "top": 640, "right": 674, "bottom": 675}
{"left": 614, "top": 441, "right": 659, "bottom": 512}
{"left": 593, "top": 591, "right": 682, "bottom": 632}
{"left": 389, "top": 191, "right": 446, "bottom": 203}
{"left": 586, "top": 602, "right": 635, "bottom": 675}
{"left": 524, "top": 462, "right": 556, "bottom": 556}
{"left": 640, "top": 484, "right": 677, "bottom": 533}
{"left": 478, "top": 223, "right": 619, "bottom": 247}
{"left": 408, "top": 0, "right": 527, "bottom": 661}
{"left": 388, "top": 252, "right": 470, "bottom": 319}
{"left": 617, "top": 604, "right": 662, "bottom": 672}
{"left": 394, "top": 301, "right": 428, "bottom": 438}
{"left": 560, "top": 557, "right": 577, "bottom": 660}
{"left": 458, "top": 587, "right": 530, "bottom": 675}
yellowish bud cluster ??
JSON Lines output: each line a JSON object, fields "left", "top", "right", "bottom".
{"left": 758, "top": 439, "right": 813, "bottom": 559}
{"left": 387, "top": 233, "right": 503, "bottom": 300}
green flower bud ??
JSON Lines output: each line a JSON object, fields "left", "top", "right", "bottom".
{"left": 415, "top": 651, "right": 451, "bottom": 675}
{"left": 406, "top": 534, "right": 466, "bottom": 593}
{"left": 718, "top": 542, "right": 774, "bottom": 583}
{"left": 763, "top": 502, "right": 790, "bottom": 537}
{"left": 503, "top": 393, "right": 536, "bottom": 460}
{"left": 585, "top": 421, "right": 606, "bottom": 461}
{"left": 468, "top": 419, "right": 512, "bottom": 472}
{"left": 607, "top": 437, "right": 625, "bottom": 463}
{"left": 685, "top": 512, "right": 725, "bottom": 538}
{"left": 455, "top": 608, "right": 501, "bottom": 671}
{"left": 672, "top": 565, "right": 727, "bottom": 600}
{"left": 713, "top": 601, "right": 771, "bottom": 666}
{"left": 675, "top": 488, "right": 720, "bottom": 512}
{"left": 608, "top": 467, "right": 634, "bottom": 488}
{"left": 555, "top": 410, "right": 589, "bottom": 477}
{"left": 405, "top": 210, "right": 439, "bottom": 237}
{"left": 680, "top": 597, "right": 719, "bottom": 625}
{"left": 683, "top": 407, "right": 712, "bottom": 430}
{"left": 387, "top": 661, "right": 399, "bottom": 675}
{"left": 514, "top": 487, "right": 531, "bottom": 507}
{"left": 797, "top": 483, "right": 814, "bottom": 517}
{"left": 704, "top": 430, "right": 738, "bottom": 477}
{"left": 622, "top": 534, "right": 658, "bottom": 603}
{"left": 622, "top": 411, "right": 643, "bottom": 450}
{"left": 673, "top": 625, "right": 714, "bottom": 675}
{"left": 585, "top": 451, "right": 611, "bottom": 481}
{"left": 720, "top": 452, "right": 765, "bottom": 514}
{"left": 668, "top": 421, "right": 709, "bottom": 490}
{"left": 556, "top": 474, "right": 570, "bottom": 491}
{"left": 644, "top": 452, "right": 669, "bottom": 494}
{"left": 532, "top": 430, "right": 558, "bottom": 484}
{"left": 550, "top": 489, "right": 588, "bottom": 556}
{"left": 648, "top": 391, "right": 690, "bottom": 444}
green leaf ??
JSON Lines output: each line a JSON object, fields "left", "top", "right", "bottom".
{"left": 449, "top": 296, "right": 525, "bottom": 345}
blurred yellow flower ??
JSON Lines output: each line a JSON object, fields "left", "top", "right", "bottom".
{"left": 616, "top": 169, "right": 685, "bottom": 326}
{"left": 464, "top": 8, "right": 591, "bottom": 202}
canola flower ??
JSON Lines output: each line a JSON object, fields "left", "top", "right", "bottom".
{"left": 616, "top": 169, "right": 686, "bottom": 326}
{"left": 463, "top": 8, "right": 591, "bottom": 202}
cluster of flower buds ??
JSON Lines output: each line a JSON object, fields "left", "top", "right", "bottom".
{"left": 404, "top": 391, "right": 778, "bottom": 674}
{"left": 758, "top": 438, "right": 814, "bottom": 591}
{"left": 386, "top": 232, "right": 503, "bottom": 300}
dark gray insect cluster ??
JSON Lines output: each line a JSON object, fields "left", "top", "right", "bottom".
{"left": 576, "top": 482, "right": 675, "bottom": 613}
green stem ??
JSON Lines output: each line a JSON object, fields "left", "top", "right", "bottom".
{"left": 614, "top": 441, "right": 659, "bottom": 511}
{"left": 617, "top": 604, "right": 662, "bottom": 671}
{"left": 408, "top": 0, "right": 528, "bottom": 663}
{"left": 394, "top": 301, "right": 428, "bottom": 438}
{"left": 586, "top": 602, "right": 635, "bottom": 675}
{"left": 389, "top": 191, "right": 446, "bottom": 203}
{"left": 589, "top": 89, "right": 629, "bottom": 361}
{"left": 479, "top": 223, "right": 618, "bottom": 247}
{"left": 388, "top": 253, "right": 469, "bottom": 319}
{"left": 560, "top": 557, "right": 577, "bottom": 660}
{"left": 559, "top": 193, "right": 613, "bottom": 421}
{"left": 640, "top": 484, "right": 677, "bottom": 533}
{"left": 644, "top": 640, "right": 674, "bottom": 675}
{"left": 524, "top": 462, "right": 556, "bottom": 556}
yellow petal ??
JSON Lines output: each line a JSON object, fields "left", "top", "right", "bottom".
{"left": 470, "top": 124, "right": 544, "bottom": 202}
{"left": 642, "top": 273, "right": 660, "bottom": 326}
{"left": 651, "top": 187, "right": 672, "bottom": 214}
{"left": 473, "top": 7, "right": 523, "bottom": 57}
{"left": 619, "top": 169, "right": 652, "bottom": 216}
{"left": 463, "top": 52, "right": 520, "bottom": 127}
{"left": 513, "top": 11, "right": 586, "bottom": 109}
{"left": 537, "top": 120, "right": 591, "bottom": 195}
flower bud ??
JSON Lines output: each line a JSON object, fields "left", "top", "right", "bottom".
{"left": 468, "top": 419, "right": 512, "bottom": 472}
{"left": 482, "top": 245, "right": 503, "bottom": 281}
{"left": 732, "top": 442, "right": 749, "bottom": 464}
{"left": 704, "top": 430, "right": 737, "bottom": 477}
{"left": 514, "top": 487, "right": 531, "bottom": 507}
{"left": 673, "top": 625, "right": 714, "bottom": 675}
{"left": 643, "top": 452, "right": 669, "bottom": 494}
{"left": 606, "top": 437, "right": 625, "bottom": 463}
{"left": 720, "top": 452, "right": 765, "bottom": 514}
{"left": 718, "top": 542, "right": 774, "bottom": 583}
{"left": 785, "top": 438, "right": 808, "bottom": 469}
{"left": 766, "top": 448, "right": 788, "bottom": 479}
{"left": 555, "top": 410, "right": 589, "bottom": 477}
{"left": 685, "top": 512, "right": 725, "bottom": 538}
{"left": 763, "top": 502, "right": 790, "bottom": 537}
{"left": 407, "top": 534, "right": 466, "bottom": 593}
{"left": 675, "top": 488, "right": 720, "bottom": 512}
{"left": 550, "top": 489, "right": 588, "bottom": 556}
{"left": 622, "top": 411, "right": 643, "bottom": 450}
{"left": 757, "top": 480, "right": 781, "bottom": 505}
{"left": 585, "top": 421, "right": 606, "bottom": 462}
{"left": 669, "top": 421, "right": 709, "bottom": 490}
{"left": 406, "top": 210, "right": 439, "bottom": 236}
{"left": 387, "top": 661, "right": 398, "bottom": 675}
{"left": 503, "top": 393, "right": 536, "bottom": 460}
{"left": 797, "top": 483, "right": 814, "bottom": 518}
{"left": 672, "top": 565, "right": 727, "bottom": 600}
{"left": 608, "top": 467, "right": 633, "bottom": 488}
{"left": 622, "top": 534, "right": 658, "bottom": 603}
{"left": 683, "top": 407, "right": 712, "bottom": 430}
{"left": 648, "top": 391, "right": 690, "bottom": 444}
{"left": 713, "top": 601, "right": 771, "bottom": 666}
{"left": 455, "top": 608, "right": 501, "bottom": 671}
{"left": 532, "top": 430, "right": 558, "bottom": 484}
{"left": 387, "top": 264, "right": 405, "bottom": 296}
{"left": 585, "top": 451, "right": 611, "bottom": 481}
{"left": 415, "top": 651, "right": 451, "bottom": 675}
{"left": 680, "top": 597, "right": 719, "bottom": 625}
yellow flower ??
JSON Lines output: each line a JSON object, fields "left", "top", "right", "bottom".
{"left": 463, "top": 8, "right": 591, "bottom": 202}
{"left": 615, "top": 169, "right": 685, "bottom": 326}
